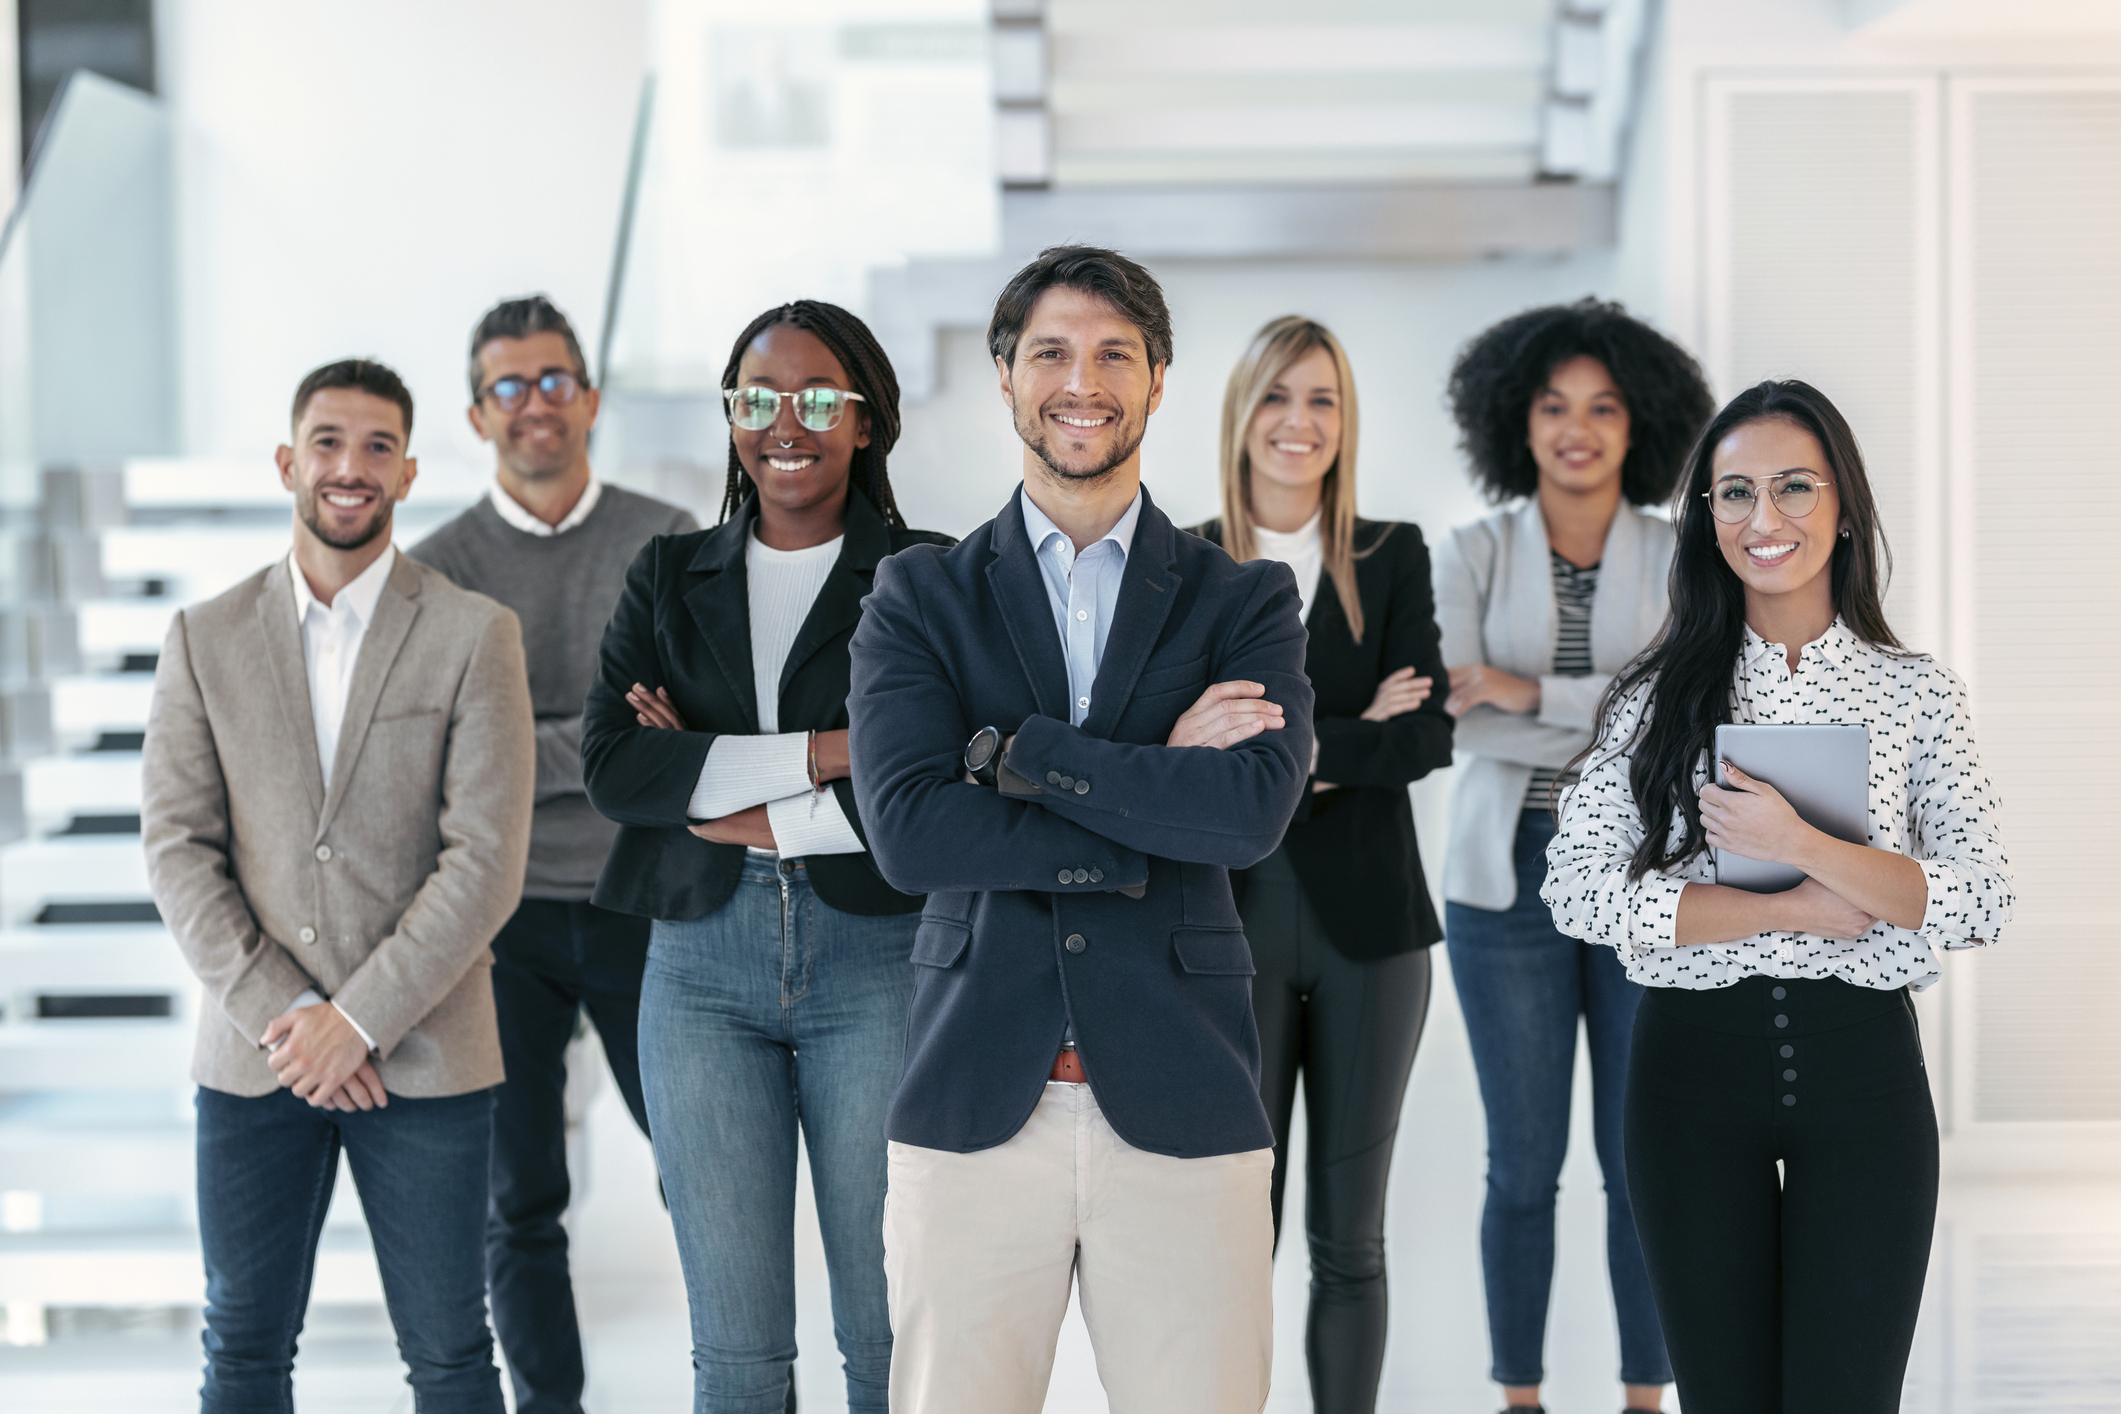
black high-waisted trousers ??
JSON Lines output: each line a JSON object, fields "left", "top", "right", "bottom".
{"left": 1625, "top": 974, "right": 1938, "bottom": 1414}
{"left": 1239, "top": 846, "right": 1432, "bottom": 1414}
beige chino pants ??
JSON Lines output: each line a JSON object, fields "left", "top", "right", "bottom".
{"left": 883, "top": 1080, "right": 1275, "bottom": 1414}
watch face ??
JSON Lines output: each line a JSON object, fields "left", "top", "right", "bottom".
{"left": 966, "top": 726, "right": 1000, "bottom": 771}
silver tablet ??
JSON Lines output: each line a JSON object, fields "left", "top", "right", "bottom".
{"left": 1711, "top": 724, "right": 1870, "bottom": 894}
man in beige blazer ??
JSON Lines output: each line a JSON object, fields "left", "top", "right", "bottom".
{"left": 143, "top": 358, "right": 535, "bottom": 1414}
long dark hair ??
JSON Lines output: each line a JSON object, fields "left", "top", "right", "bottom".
{"left": 1587, "top": 379, "right": 1903, "bottom": 880}
{"left": 718, "top": 300, "right": 907, "bottom": 528}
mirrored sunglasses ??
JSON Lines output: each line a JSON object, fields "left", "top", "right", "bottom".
{"left": 724, "top": 384, "right": 866, "bottom": 433}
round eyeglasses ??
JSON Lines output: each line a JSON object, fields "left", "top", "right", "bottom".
{"left": 724, "top": 385, "right": 866, "bottom": 433}
{"left": 481, "top": 370, "right": 583, "bottom": 413}
{"left": 1703, "top": 471, "right": 1834, "bottom": 524}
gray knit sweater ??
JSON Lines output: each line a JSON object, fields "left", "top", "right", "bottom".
{"left": 409, "top": 483, "right": 697, "bottom": 899}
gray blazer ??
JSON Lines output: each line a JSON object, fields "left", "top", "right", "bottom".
{"left": 1434, "top": 499, "right": 1673, "bottom": 910}
{"left": 143, "top": 553, "right": 536, "bottom": 1097}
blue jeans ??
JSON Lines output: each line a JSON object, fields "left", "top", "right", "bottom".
{"left": 1446, "top": 810, "right": 1671, "bottom": 1389}
{"left": 195, "top": 1084, "right": 503, "bottom": 1414}
{"left": 640, "top": 855, "right": 916, "bottom": 1414}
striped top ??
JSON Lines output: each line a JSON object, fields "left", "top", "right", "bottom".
{"left": 1525, "top": 550, "right": 1599, "bottom": 811}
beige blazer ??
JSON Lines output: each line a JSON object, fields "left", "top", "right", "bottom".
{"left": 143, "top": 553, "right": 535, "bottom": 1097}
{"left": 1433, "top": 499, "right": 1674, "bottom": 911}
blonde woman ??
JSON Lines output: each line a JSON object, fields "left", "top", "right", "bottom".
{"left": 1192, "top": 316, "right": 1453, "bottom": 1414}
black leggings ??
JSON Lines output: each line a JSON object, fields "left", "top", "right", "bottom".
{"left": 1240, "top": 847, "right": 1432, "bottom": 1414}
{"left": 1625, "top": 975, "right": 1938, "bottom": 1414}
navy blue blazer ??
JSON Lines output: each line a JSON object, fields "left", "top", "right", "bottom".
{"left": 848, "top": 486, "right": 1314, "bottom": 1159}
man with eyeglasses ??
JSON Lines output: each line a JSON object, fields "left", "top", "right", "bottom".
{"left": 408, "top": 295, "right": 694, "bottom": 1414}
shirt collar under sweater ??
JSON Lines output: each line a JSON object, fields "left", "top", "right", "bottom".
{"left": 487, "top": 475, "right": 602, "bottom": 536}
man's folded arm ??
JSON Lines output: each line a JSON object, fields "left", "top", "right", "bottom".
{"left": 999, "top": 565, "right": 1314, "bottom": 869}
{"left": 580, "top": 537, "right": 718, "bottom": 828}
{"left": 848, "top": 557, "right": 1149, "bottom": 896}
{"left": 142, "top": 612, "right": 319, "bottom": 1045}
{"left": 333, "top": 609, "right": 537, "bottom": 1056}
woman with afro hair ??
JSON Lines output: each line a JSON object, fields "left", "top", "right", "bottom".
{"left": 1434, "top": 298, "right": 1713, "bottom": 1414}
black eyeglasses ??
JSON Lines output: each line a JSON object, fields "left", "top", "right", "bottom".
{"left": 1704, "top": 471, "right": 1834, "bottom": 524}
{"left": 481, "top": 369, "right": 584, "bottom": 412}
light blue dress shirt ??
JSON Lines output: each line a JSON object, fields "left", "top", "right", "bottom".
{"left": 1019, "top": 485, "right": 1143, "bottom": 727}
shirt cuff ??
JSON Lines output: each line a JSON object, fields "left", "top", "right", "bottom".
{"left": 765, "top": 789, "right": 867, "bottom": 858}
{"left": 1915, "top": 857, "right": 1991, "bottom": 947}
{"left": 689, "top": 733, "right": 812, "bottom": 820}
{"left": 333, "top": 1001, "right": 378, "bottom": 1054}
{"left": 1627, "top": 874, "right": 1689, "bottom": 959}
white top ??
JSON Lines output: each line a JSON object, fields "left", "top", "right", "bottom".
{"left": 1021, "top": 487, "right": 1142, "bottom": 726}
{"left": 1541, "top": 618, "right": 2014, "bottom": 992}
{"left": 1249, "top": 510, "right": 1323, "bottom": 626}
{"left": 276, "top": 546, "right": 394, "bottom": 1050}
{"left": 487, "top": 475, "right": 603, "bottom": 536}
{"left": 684, "top": 530, "right": 865, "bottom": 857}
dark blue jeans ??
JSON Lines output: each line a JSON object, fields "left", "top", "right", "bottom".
{"left": 639, "top": 855, "right": 916, "bottom": 1414}
{"left": 487, "top": 897, "right": 653, "bottom": 1414}
{"left": 195, "top": 1083, "right": 503, "bottom": 1414}
{"left": 1445, "top": 810, "right": 1671, "bottom": 1389}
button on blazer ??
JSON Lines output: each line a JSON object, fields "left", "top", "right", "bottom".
{"left": 849, "top": 487, "right": 1314, "bottom": 1160}
{"left": 1193, "top": 518, "right": 1454, "bottom": 958}
{"left": 580, "top": 489, "right": 955, "bottom": 922}
{"left": 143, "top": 554, "right": 537, "bottom": 1098}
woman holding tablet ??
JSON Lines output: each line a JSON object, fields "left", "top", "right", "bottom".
{"left": 1544, "top": 379, "right": 2013, "bottom": 1412}
{"left": 1437, "top": 299, "right": 1710, "bottom": 1414}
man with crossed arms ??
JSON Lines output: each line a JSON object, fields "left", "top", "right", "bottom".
{"left": 850, "top": 245, "right": 1313, "bottom": 1413}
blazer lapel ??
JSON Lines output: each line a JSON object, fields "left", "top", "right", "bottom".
{"left": 1082, "top": 489, "right": 1180, "bottom": 739}
{"left": 987, "top": 487, "right": 1070, "bottom": 722}
{"left": 1499, "top": 498, "right": 1556, "bottom": 678}
{"left": 317, "top": 553, "right": 421, "bottom": 835}
{"left": 1590, "top": 502, "right": 1644, "bottom": 673}
{"left": 254, "top": 559, "right": 326, "bottom": 818}
{"left": 778, "top": 489, "right": 888, "bottom": 701}
{"left": 680, "top": 507, "right": 761, "bottom": 734}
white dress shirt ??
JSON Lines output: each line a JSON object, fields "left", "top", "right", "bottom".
{"left": 1542, "top": 618, "right": 2014, "bottom": 992}
{"left": 684, "top": 530, "right": 866, "bottom": 858}
{"left": 273, "top": 547, "right": 395, "bottom": 1051}
{"left": 1021, "top": 487, "right": 1142, "bottom": 727}
{"left": 487, "top": 475, "right": 602, "bottom": 537}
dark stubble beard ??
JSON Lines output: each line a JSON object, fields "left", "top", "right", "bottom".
{"left": 1015, "top": 397, "right": 1145, "bottom": 490}
{"left": 297, "top": 483, "right": 393, "bottom": 552}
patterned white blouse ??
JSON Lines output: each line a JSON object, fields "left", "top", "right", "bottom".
{"left": 1541, "top": 617, "right": 2013, "bottom": 991}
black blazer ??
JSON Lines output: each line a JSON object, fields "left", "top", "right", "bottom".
{"left": 1194, "top": 518, "right": 1454, "bottom": 959}
{"left": 581, "top": 490, "right": 955, "bottom": 921}
{"left": 849, "top": 487, "right": 1314, "bottom": 1160}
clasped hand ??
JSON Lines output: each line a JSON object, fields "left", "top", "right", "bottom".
{"left": 1701, "top": 762, "right": 1877, "bottom": 940}
{"left": 263, "top": 1002, "right": 386, "bottom": 1111}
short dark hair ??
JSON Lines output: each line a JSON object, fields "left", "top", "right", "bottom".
{"left": 467, "top": 294, "right": 589, "bottom": 401}
{"left": 290, "top": 359, "right": 414, "bottom": 439}
{"left": 987, "top": 245, "right": 1173, "bottom": 370}
{"left": 1446, "top": 298, "right": 1713, "bottom": 506}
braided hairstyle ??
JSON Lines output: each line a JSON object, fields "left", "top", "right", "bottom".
{"left": 717, "top": 300, "right": 907, "bottom": 529}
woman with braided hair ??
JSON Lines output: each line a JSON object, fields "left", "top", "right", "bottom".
{"left": 580, "top": 299, "right": 952, "bottom": 1413}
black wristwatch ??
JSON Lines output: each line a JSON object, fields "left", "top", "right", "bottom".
{"left": 964, "top": 725, "right": 1003, "bottom": 787}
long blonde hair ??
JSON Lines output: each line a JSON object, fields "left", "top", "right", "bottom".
{"left": 1217, "top": 315, "right": 1372, "bottom": 641}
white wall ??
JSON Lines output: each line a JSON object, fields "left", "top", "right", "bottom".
{"left": 160, "top": 0, "right": 649, "bottom": 484}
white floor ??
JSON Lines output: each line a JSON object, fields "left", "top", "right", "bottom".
{"left": 4, "top": 948, "right": 2119, "bottom": 1412}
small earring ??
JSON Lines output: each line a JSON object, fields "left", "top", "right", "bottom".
{"left": 1840, "top": 528, "right": 1851, "bottom": 538}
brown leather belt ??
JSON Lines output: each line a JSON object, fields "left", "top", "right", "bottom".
{"left": 1048, "top": 1047, "right": 1087, "bottom": 1083}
